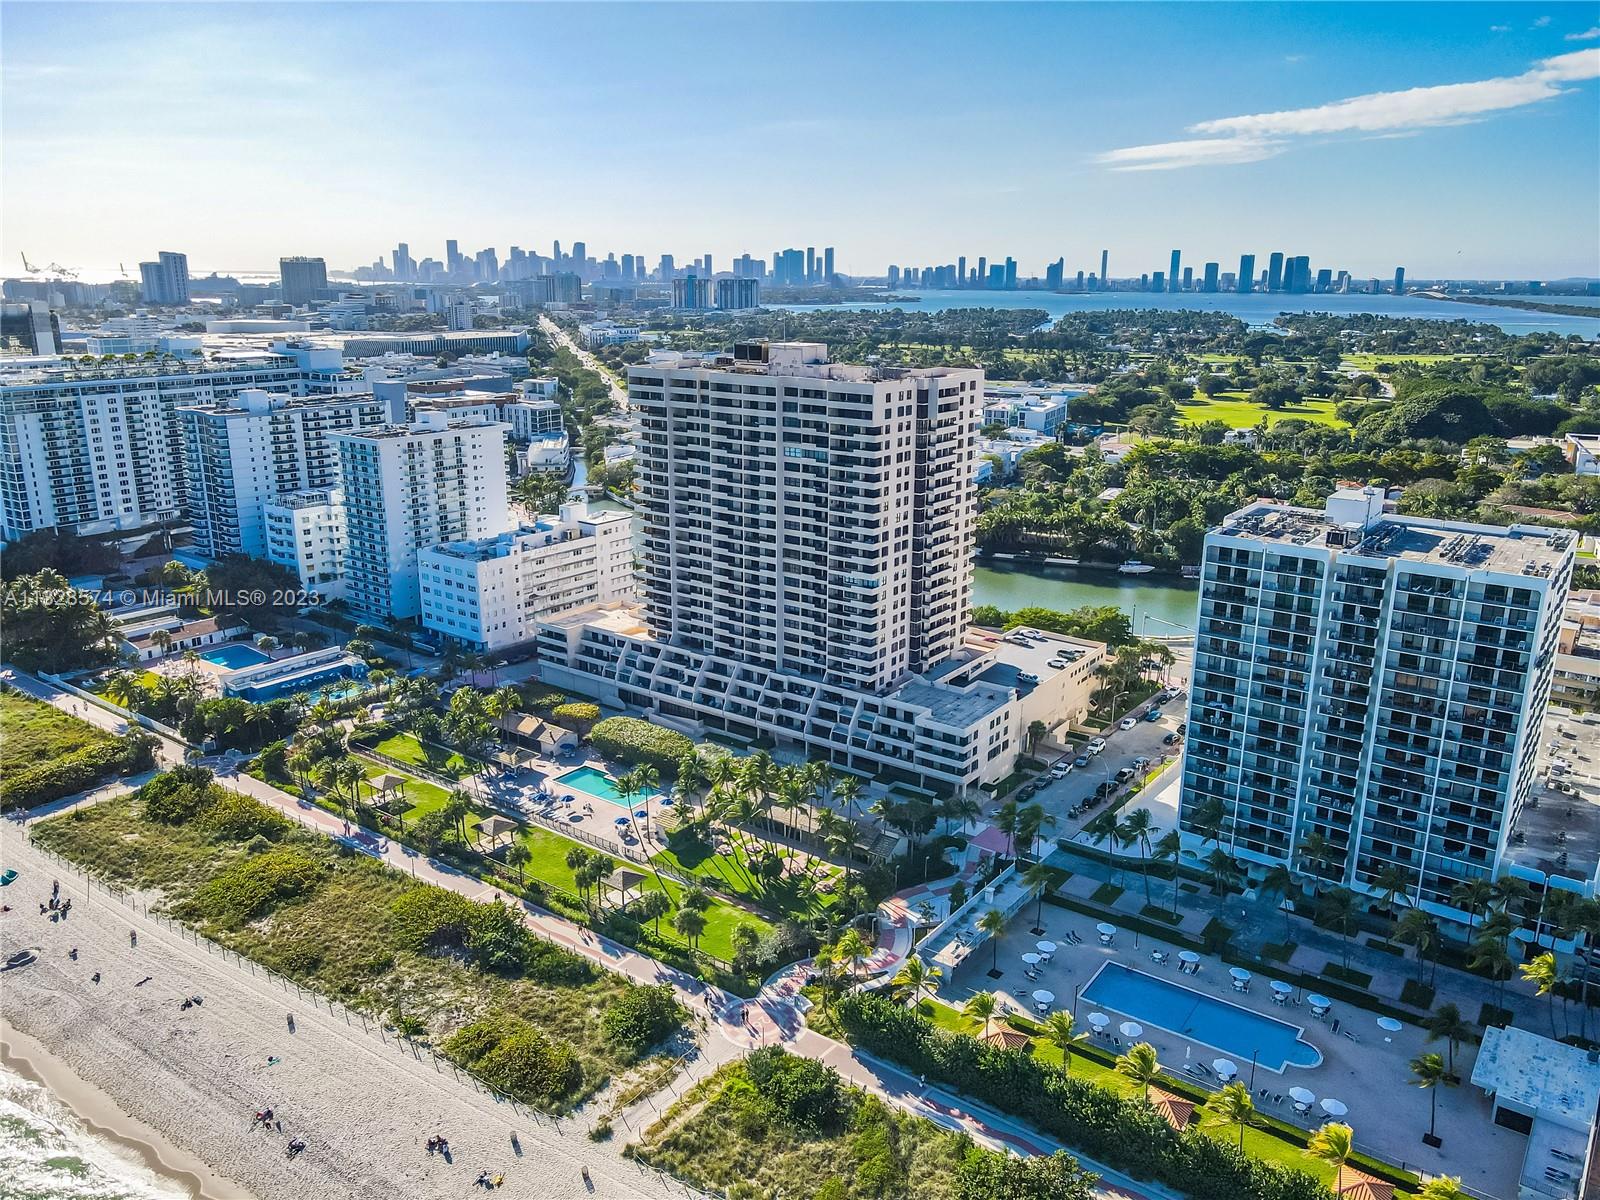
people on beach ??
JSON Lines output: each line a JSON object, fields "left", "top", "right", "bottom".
{"left": 90, "top": 971, "right": 100, "bottom": 983}
{"left": 286, "top": 1137, "right": 306, "bottom": 1158}
{"left": 130, "top": 931, "right": 137, "bottom": 947}
{"left": 581, "top": 1165, "right": 592, "bottom": 1186}
{"left": 286, "top": 1012, "right": 295, "bottom": 1032}
{"left": 68, "top": 947, "right": 77, "bottom": 960}
{"left": 251, "top": 1108, "right": 274, "bottom": 1128}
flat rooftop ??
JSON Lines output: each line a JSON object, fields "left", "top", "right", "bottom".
{"left": 1473, "top": 1024, "right": 1600, "bottom": 1129}
{"left": 890, "top": 676, "right": 1012, "bottom": 727}
{"left": 1220, "top": 496, "right": 1575, "bottom": 576}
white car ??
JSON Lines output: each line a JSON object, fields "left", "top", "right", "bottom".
{"left": 1086, "top": 737, "right": 1107, "bottom": 755}
{"left": 1047, "top": 658, "right": 1068, "bottom": 669}
{"left": 1050, "top": 762, "right": 1074, "bottom": 778}
{"left": 1118, "top": 717, "right": 1138, "bottom": 731}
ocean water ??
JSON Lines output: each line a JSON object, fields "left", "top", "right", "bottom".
{"left": 0, "top": 1065, "right": 188, "bottom": 1200}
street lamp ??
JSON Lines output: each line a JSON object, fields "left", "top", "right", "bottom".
{"left": 1249, "top": 1049, "right": 1258, "bottom": 1090}
{"left": 1072, "top": 981, "right": 1081, "bottom": 1019}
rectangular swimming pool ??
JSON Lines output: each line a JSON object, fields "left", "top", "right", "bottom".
{"left": 1080, "top": 962, "right": 1321, "bottom": 1071}
{"left": 556, "top": 766, "right": 628, "bottom": 805}
{"left": 202, "top": 644, "right": 271, "bottom": 670}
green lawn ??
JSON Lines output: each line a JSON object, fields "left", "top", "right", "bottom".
{"left": 1177, "top": 390, "right": 1344, "bottom": 430}
{"left": 515, "top": 823, "right": 773, "bottom": 963}
{"left": 651, "top": 828, "right": 840, "bottom": 920}
{"left": 0, "top": 690, "right": 118, "bottom": 775}
{"left": 360, "top": 762, "right": 453, "bottom": 818}
{"left": 1343, "top": 352, "right": 1477, "bottom": 370}
{"left": 367, "top": 731, "right": 474, "bottom": 779}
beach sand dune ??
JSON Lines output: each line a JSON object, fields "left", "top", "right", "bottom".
{"left": 0, "top": 833, "right": 689, "bottom": 1200}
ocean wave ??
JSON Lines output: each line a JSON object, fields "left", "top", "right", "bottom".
{"left": 0, "top": 1065, "right": 188, "bottom": 1200}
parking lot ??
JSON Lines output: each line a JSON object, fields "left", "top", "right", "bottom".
{"left": 999, "top": 687, "right": 1190, "bottom": 841}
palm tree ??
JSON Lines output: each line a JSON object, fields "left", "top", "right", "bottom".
{"left": 961, "top": 991, "right": 999, "bottom": 1038}
{"left": 1423, "top": 1003, "right": 1471, "bottom": 1078}
{"left": 564, "top": 846, "right": 594, "bottom": 908}
{"left": 1151, "top": 829, "right": 1183, "bottom": 916}
{"left": 1084, "top": 809, "right": 1125, "bottom": 882}
{"left": 673, "top": 906, "right": 706, "bottom": 951}
{"left": 1295, "top": 830, "right": 1331, "bottom": 891}
{"left": 1117, "top": 808, "right": 1155, "bottom": 906}
{"left": 1204, "top": 1081, "right": 1259, "bottom": 1149}
{"left": 1395, "top": 907, "right": 1437, "bottom": 985}
{"left": 1306, "top": 1122, "right": 1356, "bottom": 1197}
{"left": 1022, "top": 863, "right": 1055, "bottom": 933}
{"left": 486, "top": 684, "right": 521, "bottom": 721}
{"left": 1417, "top": 1177, "right": 1466, "bottom": 1200}
{"left": 505, "top": 841, "right": 531, "bottom": 884}
{"left": 978, "top": 907, "right": 1007, "bottom": 974}
{"left": 1449, "top": 878, "right": 1494, "bottom": 937}
{"left": 1371, "top": 863, "right": 1415, "bottom": 918}
{"left": 1320, "top": 887, "right": 1359, "bottom": 970}
{"left": 1026, "top": 719, "right": 1048, "bottom": 755}
{"left": 1115, "top": 1042, "right": 1161, "bottom": 1103}
{"left": 1521, "top": 951, "right": 1564, "bottom": 1040}
{"left": 633, "top": 889, "right": 671, "bottom": 936}
{"left": 891, "top": 955, "right": 942, "bottom": 1005}
{"left": 1260, "top": 863, "right": 1298, "bottom": 942}
{"left": 834, "top": 928, "right": 869, "bottom": 982}
{"left": 102, "top": 670, "right": 143, "bottom": 712}
{"left": 1204, "top": 847, "right": 1240, "bottom": 897}
{"left": 1470, "top": 936, "right": 1514, "bottom": 1017}
{"left": 1410, "top": 1051, "right": 1447, "bottom": 1143}
{"left": 1041, "top": 1010, "right": 1086, "bottom": 1075}
{"left": 150, "top": 628, "right": 174, "bottom": 658}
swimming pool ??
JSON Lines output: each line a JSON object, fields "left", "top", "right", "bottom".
{"left": 1080, "top": 962, "right": 1321, "bottom": 1071}
{"left": 556, "top": 766, "right": 629, "bottom": 805}
{"left": 202, "top": 644, "right": 271, "bottom": 669}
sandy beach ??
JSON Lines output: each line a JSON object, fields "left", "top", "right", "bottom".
{"left": 0, "top": 832, "right": 694, "bottom": 1200}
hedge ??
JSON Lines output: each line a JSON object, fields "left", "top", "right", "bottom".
{"left": 836, "top": 994, "right": 1340, "bottom": 1200}
{"left": 589, "top": 716, "right": 694, "bottom": 774}
{"left": 0, "top": 736, "right": 155, "bottom": 812}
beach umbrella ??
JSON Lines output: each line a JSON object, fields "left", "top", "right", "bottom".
{"left": 1212, "top": 1058, "right": 1238, "bottom": 1079}
{"left": 1120, "top": 1021, "right": 1144, "bottom": 1038}
{"left": 1229, "top": 967, "right": 1251, "bottom": 982}
{"left": 634, "top": 809, "right": 648, "bottom": 819}
{"left": 1032, "top": 990, "right": 1056, "bottom": 1006}
{"left": 1021, "top": 952, "right": 1042, "bottom": 966}
{"left": 1269, "top": 980, "right": 1293, "bottom": 994}
{"left": 1036, "top": 940, "right": 1058, "bottom": 955}
{"left": 1376, "top": 1017, "right": 1403, "bottom": 1032}
{"left": 1178, "top": 950, "right": 1201, "bottom": 965}
{"left": 1319, "top": 1098, "right": 1348, "bottom": 1118}
{"left": 1087, "top": 1012, "right": 1110, "bottom": 1030}
{"left": 614, "top": 816, "right": 629, "bottom": 826}
{"left": 1306, "top": 993, "right": 1332, "bottom": 1009}
{"left": 1096, "top": 922, "right": 1116, "bottom": 936}
{"left": 1288, "top": 1087, "right": 1315, "bottom": 1105}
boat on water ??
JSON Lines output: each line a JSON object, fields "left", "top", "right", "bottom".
{"left": 1118, "top": 561, "right": 1156, "bottom": 575}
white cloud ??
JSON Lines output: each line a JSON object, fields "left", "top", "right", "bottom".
{"left": 1534, "top": 15, "right": 1553, "bottom": 27}
{"left": 1284, "top": 53, "right": 1307, "bottom": 64}
{"left": 1568, "top": 27, "right": 1600, "bottom": 40}
{"left": 1097, "top": 136, "right": 1284, "bottom": 172}
{"left": 1490, "top": 24, "right": 1510, "bottom": 33}
{"left": 1098, "top": 49, "right": 1600, "bottom": 170}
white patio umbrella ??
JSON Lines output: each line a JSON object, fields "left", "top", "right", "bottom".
{"left": 1212, "top": 1058, "right": 1238, "bottom": 1079}
{"left": 1376, "top": 1017, "right": 1403, "bottom": 1032}
{"left": 1032, "top": 990, "right": 1056, "bottom": 1006}
{"left": 1269, "top": 980, "right": 1294, "bottom": 993}
{"left": 1120, "top": 1021, "right": 1144, "bottom": 1038}
{"left": 1021, "top": 952, "right": 1042, "bottom": 966}
{"left": 1229, "top": 967, "right": 1252, "bottom": 982}
{"left": 1036, "top": 940, "right": 1058, "bottom": 955}
{"left": 1096, "top": 922, "right": 1117, "bottom": 936}
{"left": 1087, "top": 1012, "right": 1110, "bottom": 1029}
{"left": 1178, "top": 950, "right": 1201, "bottom": 964}
{"left": 1288, "top": 1087, "right": 1315, "bottom": 1105}
{"left": 1306, "top": 993, "right": 1332, "bottom": 1009}
{"left": 1320, "top": 1098, "right": 1348, "bottom": 1118}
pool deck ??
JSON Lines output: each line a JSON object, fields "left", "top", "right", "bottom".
{"left": 949, "top": 917, "right": 1524, "bottom": 1199}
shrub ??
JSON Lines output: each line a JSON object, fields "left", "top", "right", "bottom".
{"left": 589, "top": 717, "right": 694, "bottom": 775}
{"left": 523, "top": 688, "right": 570, "bottom": 715}
{"left": 199, "top": 790, "right": 289, "bottom": 842}
{"left": 183, "top": 845, "right": 326, "bottom": 927}
{"left": 550, "top": 702, "right": 600, "bottom": 735}
{"left": 137, "top": 767, "right": 218, "bottom": 824}
{"left": 466, "top": 899, "right": 533, "bottom": 973}
{"left": 602, "top": 984, "right": 683, "bottom": 1059}
{"left": 390, "top": 885, "right": 475, "bottom": 953}
{"left": 836, "top": 994, "right": 1344, "bottom": 1200}
{"left": 1399, "top": 979, "right": 1436, "bottom": 1010}
{"left": 443, "top": 1015, "right": 581, "bottom": 1106}
{"left": 744, "top": 1045, "right": 845, "bottom": 1132}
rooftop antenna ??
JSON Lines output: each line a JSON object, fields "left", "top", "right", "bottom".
{"left": 20, "top": 251, "right": 38, "bottom": 274}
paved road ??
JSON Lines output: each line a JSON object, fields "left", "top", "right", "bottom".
{"left": 540, "top": 315, "right": 629, "bottom": 411}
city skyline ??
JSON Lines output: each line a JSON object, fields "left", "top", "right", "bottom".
{"left": 4, "top": 3, "right": 1598, "bottom": 281}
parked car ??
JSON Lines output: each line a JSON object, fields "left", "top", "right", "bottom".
{"left": 1073, "top": 755, "right": 1090, "bottom": 769}
{"left": 1018, "top": 671, "right": 1040, "bottom": 685}
{"left": 1176, "top": 722, "right": 1187, "bottom": 736}
{"left": 1047, "top": 658, "right": 1068, "bottom": 669}
{"left": 1132, "top": 755, "right": 1152, "bottom": 770}
{"left": 1114, "top": 766, "right": 1136, "bottom": 784}
{"left": 1051, "top": 762, "right": 1074, "bottom": 779}
{"left": 1117, "top": 717, "right": 1138, "bottom": 731}
{"left": 1163, "top": 731, "right": 1181, "bottom": 745}
{"left": 1086, "top": 738, "right": 1107, "bottom": 755}
{"left": 1018, "top": 783, "right": 1037, "bottom": 800}
{"left": 1144, "top": 707, "right": 1163, "bottom": 722}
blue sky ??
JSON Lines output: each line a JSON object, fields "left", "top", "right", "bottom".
{"left": 3, "top": 2, "right": 1597, "bottom": 281}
